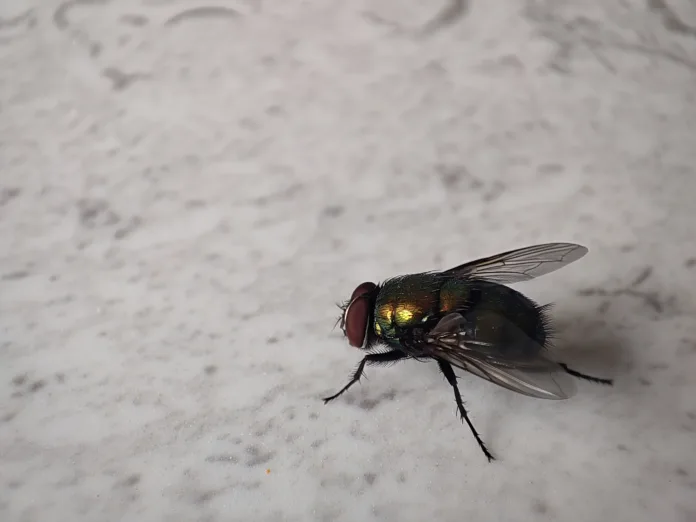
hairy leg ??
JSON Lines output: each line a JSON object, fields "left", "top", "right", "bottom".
{"left": 438, "top": 359, "right": 495, "bottom": 462}
{"left": 323, "top": 350, "right": 408, "bottom": 403}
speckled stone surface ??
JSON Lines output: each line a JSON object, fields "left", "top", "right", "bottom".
{"left": 1, "top": 1, "right": 696, "bottom": 521}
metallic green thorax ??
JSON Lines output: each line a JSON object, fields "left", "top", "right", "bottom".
{"left": 373, "top": 273, "right": 550, "bottom": 355}
{"left": 373, "top": 274, "right": 444, "bottom": 341}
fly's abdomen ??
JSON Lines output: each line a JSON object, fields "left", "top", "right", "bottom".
{"left": 441, "top": 279, "right": 551, "bottom": 358}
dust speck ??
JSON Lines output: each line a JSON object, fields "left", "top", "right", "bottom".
{"left": 12, "top": 374, "right": 27, "bottom": 386}
{"left": 204, "top": 365, "right": 218, "bottom": 375}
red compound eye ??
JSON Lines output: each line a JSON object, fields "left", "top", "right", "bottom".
{"left": 343, "top": 282, "right": 376, "bottom": 348}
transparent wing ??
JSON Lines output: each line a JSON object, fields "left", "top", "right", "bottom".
{"left": 443, "top": 243, "right": 588, "bottom": 285}
{"left": 423, "top": 313, "right": 576, "bottom": 400}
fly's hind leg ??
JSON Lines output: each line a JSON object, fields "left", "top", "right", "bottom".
{"left": 559, "top": 363, "right": 613, "bottom": 385}
{"left": 323, "top": 350, "right": 408, "bottom": 404}
{"left": 437, "top": 360, "right": 495, "bottom": 462}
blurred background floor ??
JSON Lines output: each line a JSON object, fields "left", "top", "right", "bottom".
{"left": 1, "top": 0, "right": 696, "bottom": 521}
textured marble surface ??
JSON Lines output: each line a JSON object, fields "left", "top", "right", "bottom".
{"left": 2, "top": 0, "right": 696, "bottom": 521}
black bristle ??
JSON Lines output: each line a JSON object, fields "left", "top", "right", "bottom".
{"left": 535, "top": 302, "right": 556, "bottom": 348}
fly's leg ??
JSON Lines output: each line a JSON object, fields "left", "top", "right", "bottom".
{"left": 323, "top": 351, "right": 408, "bottom": 404}
{"left": 559, "top": 363, "right": 613, "bottom": 385}
{"left": 437, "top": 360, "right": 496, "bottom": 462}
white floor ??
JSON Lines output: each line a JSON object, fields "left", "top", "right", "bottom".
{"left": 2, "top": 0, "right": 696, "bottom": 521}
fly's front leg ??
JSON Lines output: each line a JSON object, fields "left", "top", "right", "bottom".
{"left": 323, "top": 350, "right": 408, "bottom": 404}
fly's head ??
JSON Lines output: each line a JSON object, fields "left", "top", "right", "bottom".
{"left": 336, "top": 282, "right": 380, "bottom": 350}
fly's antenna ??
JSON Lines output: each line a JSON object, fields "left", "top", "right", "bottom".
{"left": 332, "top": 301, "right": 349, "bottom": 332}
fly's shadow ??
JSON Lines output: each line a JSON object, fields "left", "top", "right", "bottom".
{"left": 545, "top": 311, "right": 628, "bottom": 382}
